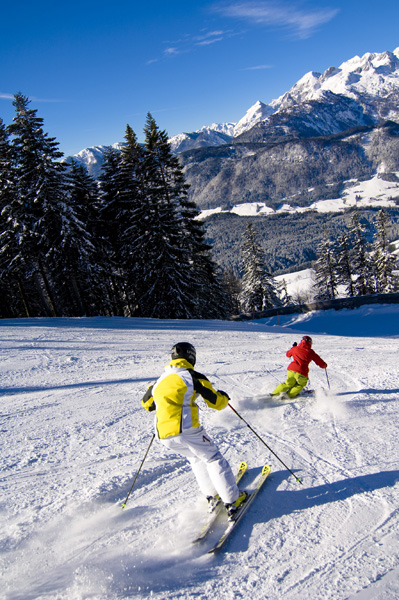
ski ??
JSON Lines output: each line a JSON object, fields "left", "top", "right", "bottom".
{"left": 193, "top": 461, "right": 248, "bottom": 544}
{"left": 207, "top": 464, "right": 271, "bottom": 554}
{"left": 301, "top": 388, "right": 315, "bottom": 396}
{"left": 258, "top": 389, "right": 316, "bottom": 403}
{"left": 299, "top": 388, "right": 327, "bottom": 397}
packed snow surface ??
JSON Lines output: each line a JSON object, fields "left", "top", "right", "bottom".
{"left": 1, "top": 306, "right": 399, "bottom": 599}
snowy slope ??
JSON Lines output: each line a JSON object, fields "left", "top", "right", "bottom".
{"left": 1, "top": 308, "right": 399, "bottom": 600}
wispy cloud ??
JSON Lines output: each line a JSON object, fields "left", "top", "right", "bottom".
{"left": 0, "top": 93, "right": 65, "bottom": 103}
{"left": 244, "top": 64, "right": 273, "bottom": 70}
{"left": 164, "top": 47, "right": 181, "bottom": 56}
{"left": 147, "top": 28, "right": 236, "bottom": 64}
{"left": 194, "top": 30, "right": 226, "bottom": 46}
{"left": 146, "top": 1, "right": 338, "bottom": 66}
{"left": 212, "top": 1, "right": 339, "bottom": 39}
{"left": 168, "top": 29, "right": 232, "bottom": 54}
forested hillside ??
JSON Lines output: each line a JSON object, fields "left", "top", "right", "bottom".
{"left": 180, "top": 122, "right": 399, "bottom": 211}
{"left": 205, "top": 208, "right": 399, "bottom": 274}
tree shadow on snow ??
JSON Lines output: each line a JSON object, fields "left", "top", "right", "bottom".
{"left": 227, "top": 468, "right": 399, "bottom": 554}
{"left": 337, "top": 388, "right": 399, "bottom": 397}
{"left": 0, "top": 376, "right": 151, "bottom": 397}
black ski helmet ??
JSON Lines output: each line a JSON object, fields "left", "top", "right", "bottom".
{"left": 171, "top": 342, "right": 196, "bottom": 366}
{"left": 302, "top": 335, "right": 312, "bottom": 344}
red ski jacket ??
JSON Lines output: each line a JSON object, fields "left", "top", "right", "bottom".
{"left": 286, "top": 340, "right": 327, "bottom": 377}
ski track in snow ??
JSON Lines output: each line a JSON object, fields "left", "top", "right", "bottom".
{"left": 0, "top": 313, "right": 399, "bottom": 599}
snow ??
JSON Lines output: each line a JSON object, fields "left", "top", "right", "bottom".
{"left": 231, "top": 202, "right": 274, "bottom": 217}
{"left": 1, "top": 306, "right": 399, "bottom": 599}
{"left": 198, "top": 122, "right": 236, "bottom": 137}
{"left": 271, "top": 47, "right": 399, "bottom": 110}
{"left": 276, "top": 268, "right": 315, "bottom": 298}
{"left": 233, "top": 100, "right": 274, "bottom": 137}
{"left": 196, "top": 206, "right": 223, "bottom": 220}
{"left": 43, "top": 61, "right": 399, "bottom": 597}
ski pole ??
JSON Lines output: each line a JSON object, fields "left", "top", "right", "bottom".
{"left": 325, "top": 368, "right": 330, "bottom": 389}
{"left": 228, "top": 403, "right": 303, "bottom": 485}
{"left": 122, "top": 433, "right": 155, "bottom": 509}
{"left": 265, "top": 367, "right": 281, "bottom": 384}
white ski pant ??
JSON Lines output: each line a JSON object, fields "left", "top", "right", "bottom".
{"left": 160, "top": 426, "right": 239, "bottom": 504}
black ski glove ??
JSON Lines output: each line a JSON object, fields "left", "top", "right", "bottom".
{"left": 218, "top": 390, "right": 230, "bottom": 400}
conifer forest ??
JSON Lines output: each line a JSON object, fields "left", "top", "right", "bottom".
{"left": 0, "top": 94, "right": 229, "bottom": 319}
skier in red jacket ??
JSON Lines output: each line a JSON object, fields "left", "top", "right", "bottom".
{"left": 271, "top": 336, "right": 327, "bottom": 398}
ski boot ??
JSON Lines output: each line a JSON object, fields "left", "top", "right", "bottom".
{"left": 207, "top": 495, "right": 221, "bottom": 513}
{"left": 224, "top": 491, "right": 248, "bottom": 520}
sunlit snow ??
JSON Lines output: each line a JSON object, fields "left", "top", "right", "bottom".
{"left": 1, "top": 302, "right": 399, "bottom": 599}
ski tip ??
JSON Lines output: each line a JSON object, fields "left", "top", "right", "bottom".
{"left": 121, "top": 503, "right": 126, "bottom": 509}
{"left": 192, "top": 537, "right": 204, "bottom": 545}
{"left": 207, "top": 546, "right": 221, "bottom": 555}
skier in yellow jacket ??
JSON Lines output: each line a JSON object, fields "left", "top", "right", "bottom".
{"left": 141, "top": 342, "right": 247, "bottom": 518}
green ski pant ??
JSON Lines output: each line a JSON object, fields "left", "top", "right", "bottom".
{"left": 272, "top": 370, "right": 308, "bottom": 398}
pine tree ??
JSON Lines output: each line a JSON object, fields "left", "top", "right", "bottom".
{"left": 223, "top": 269, "right": 242, "bottom": 315}
{"left": 5, "top": 93, "right": 69, "bottom": 316}
{"left": 313, "top": 231, "right": 339, "bottom": 300}
{"left": 117, "top": 125, "right": 148, "bottom": 315}
{"left": 349, "top": 211, "right": 375, "bottom": 296}
{"left": 0, "top": 118, "right": 26, "bottom": 317}
{"left": 0, "top": 118, "right": 13, "bottom": 206}
{"left": 277, "top": 278, "right": 292, "bottom": 306}
{"left": 61, "top": 160, "right": 106, "bottom": 315}
{"left": 136, "top": 114, "right": 200, "bottom": 318}
{"left": 239, "top": 222, "right": 281, "bottom": 312}
{"left": 336, "top": 233, "right": 355, "bottom": 297}
{"left": 372, "top": 209, "right": 399, "bottom": 293}
{"left": 97, "top": 146, "right": 126, "bottom": 315}
{"left": 177, "top": 191, "right": 229, "bottom": 318}
{"left": 97, "top": 145, "right": 123, "bottom": 253}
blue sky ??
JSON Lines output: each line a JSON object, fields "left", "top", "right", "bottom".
{"left": 1, "top": 0, "right": 398, "bottom": 157}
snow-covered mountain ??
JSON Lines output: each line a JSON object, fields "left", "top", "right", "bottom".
{"left": 174, "top": 47, "right": 399, "bottom": 147}
{"left": 271, "top": 48, "right": 399, "bottom": 121}
{"left": 170, "top": 47, "right": 399, "bottom": 152}
{"left": 168, "top": 126, "right": 234, "bottom": 154}
{"left": 67, "top": 142, "right": 125, "bottom": 179}
{"left": 70, "top": 47, "right": 399, "bottom": 178}
{"left": 232, "top": 100, "right": 274, "bottom": 137}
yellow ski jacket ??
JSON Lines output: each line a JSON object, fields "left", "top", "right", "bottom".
{"left": 141, "top": 358, "right": 229, "bottom": 439}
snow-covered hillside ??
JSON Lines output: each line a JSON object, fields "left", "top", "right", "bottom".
{"left": 1, "top": 306, "right": 399, "bottom": 599}
{"left": 197, "top": 172, "right": 399, "bottom": 220}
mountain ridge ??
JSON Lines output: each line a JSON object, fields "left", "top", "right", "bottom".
{"left": 70, "top": 47, "right": 399, "bottom": 176}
